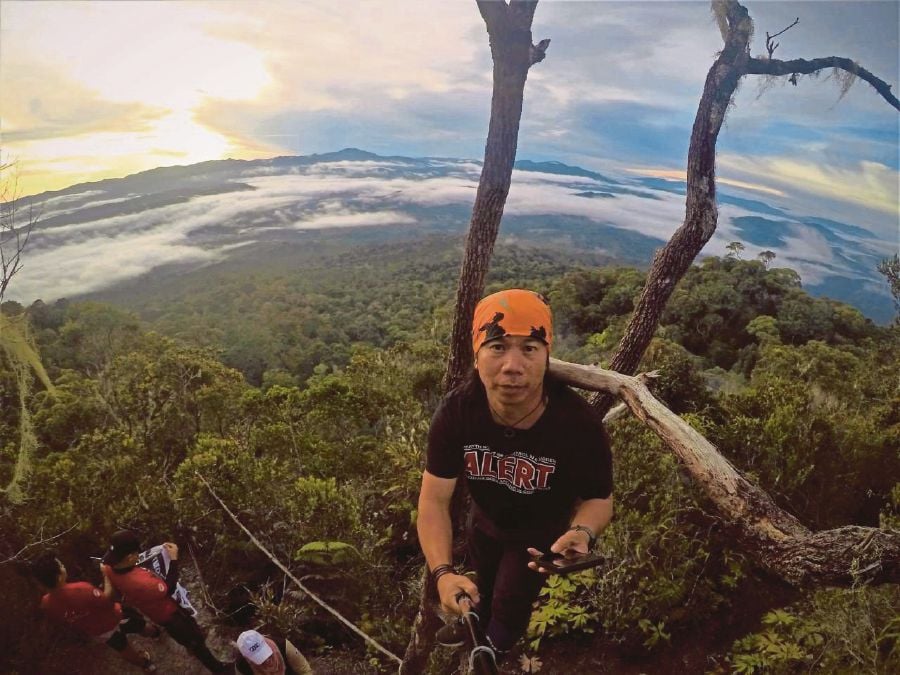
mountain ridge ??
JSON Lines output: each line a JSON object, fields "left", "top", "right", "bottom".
{"left": 12, "top": 149, "right": 895, "bottom": 323}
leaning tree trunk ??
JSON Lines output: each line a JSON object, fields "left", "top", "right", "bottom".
{"left": 593, "top": 0, "right": 899, "bottom": 415}
{"left": 591, "top": 0, "right": 752, "bottom": 414}
{"left": 401, "top": 2, "right": 549, "bottom": 672}
{"left": 552, "top": 358, "right": 900, "bottom": 585}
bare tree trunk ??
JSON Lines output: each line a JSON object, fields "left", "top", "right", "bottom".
{"left": 443, "top": 0, "right": 548, "bottom": 391}
{"left": 592, "top": 0, "right": 899, "bottom": 414}
{"left": 402, "top": 3, "right": 549, "bottom": 672}
{"left": 591, "top": 0, "right": 752, "bottom": 414}
{"left": 552, "top": 358, "right": 900, "bottom": 585}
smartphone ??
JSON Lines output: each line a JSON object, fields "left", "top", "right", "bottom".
{"left": 531, "top": 550, "right": 605, "bottom": 574}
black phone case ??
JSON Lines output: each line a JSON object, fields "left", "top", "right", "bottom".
{"left": 532, "top": 551, "right": 605, "bottom": 574}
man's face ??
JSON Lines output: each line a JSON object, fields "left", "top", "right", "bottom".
{"left": 476, "top": 335, "right": 548, "bottom": 408}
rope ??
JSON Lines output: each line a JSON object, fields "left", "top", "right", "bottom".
{"left": 195, "top": 471, "right": 403, "bottom": 667}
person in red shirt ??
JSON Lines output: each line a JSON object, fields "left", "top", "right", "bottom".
{"left": 34, "top": 551, "right": 158, "bottom": 672}
{"left": 100, "top": 529, "right": 228, "bottom": 673}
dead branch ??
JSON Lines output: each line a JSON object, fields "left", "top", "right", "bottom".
{"left": 591, "top": 0, "right": 753, "bottom": 416}
{"left": 0, "top": 163, "right": 39, "bottom": 304}
{"left": 747, "top": 56, "right": 900, "bottom": 110}
{"left": 1, "top": 524, "right": 78, "bottom": 564}
{"left": 551, "top": 358, "right": 900, "bottom": 586}
{"left": 765, "top": 17, "right": 799, "bottom": 58}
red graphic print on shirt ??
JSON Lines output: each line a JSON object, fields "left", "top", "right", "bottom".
{"left": 463, "top": 445, "right": 556, "bottom": 494}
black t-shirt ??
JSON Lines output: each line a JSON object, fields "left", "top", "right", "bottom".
{"left": 426, "top": 378, "right": 613, "bottom": 532}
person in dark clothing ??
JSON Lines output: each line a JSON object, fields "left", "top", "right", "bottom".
{"left": 33, "top": 551, "right": 158, "bottom": 672}
{"left": 100, "top": 530, "right": 228, "bottom": 673}
{"left": 417, "top": 289, "right": 613, "bottom": 659}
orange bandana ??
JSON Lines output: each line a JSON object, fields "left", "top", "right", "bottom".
{"left": 472, "top": 289, "right": 553, "bottom": 354}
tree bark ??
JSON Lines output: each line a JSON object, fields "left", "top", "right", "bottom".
{"left": 746, "top": 56, "right": 900, "bottom": 110}
{"left": 443, "top": 0, "right": 547, "bottom": 391}
{"left": 552, "top": 358, "right": 900, "bottom": 586}
{"left": 591, "top": 0, "right": 752, "bottom": 413}
{"left": 592, "top": 0, "right": 899, "bottom": 414}
{"left": 402, "top": 3, "right": 548, "bottom": 672}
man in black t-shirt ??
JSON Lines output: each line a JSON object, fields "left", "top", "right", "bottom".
{"left": 417, "top": 289, "right": 613, "bottom": 657}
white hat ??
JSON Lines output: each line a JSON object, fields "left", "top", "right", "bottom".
{"left": 236, "top": 630, "right": 274, "bottom": 665}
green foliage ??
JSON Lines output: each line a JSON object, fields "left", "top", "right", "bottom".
{"left": 528, "top": 571, "right": 599, "bottom": 650}
{"left": 638, "top": 338, "right": 714, "bottom": 413}
{"left": 527, "top": 416, "right": 742, "bottom": 652}
{"left": 637, "top": 618, "right": 671, "bottom": 649}
{"left": 880, "top": 483, "right": 900, "bottom": 530}
{"left": 0, "top": 312, "right": 56, "bottom": 502}
{"left": 45, "top": 301, "right": 146, "bottom": 376}
{"left": 710, "top": 338, "right": 899, "bottom": 528}
{"left": 22, "top": 427, "right": 175, "bottom": 537}
{"left": 295, "top": 540, "right": 360, "bottom": 565}
{"left": 31, "top": 371, "right": 106, "bottom": 453}
{"left": 728, "top": 586, "right": 900, "bottom": 674}
{"left": 2, "top": 248, "right": 896, "bottom": 673}
{"left": 553, "top": 256, "right": 880, "bottom": 373}
{"left": 746, "top": 314, "right": 779, "bottom": 345}
{"left": 877, "top": 253, "right": 899, "bottom": 323}
{"left": 550, "top": 267, "right": 645, "bottom": 338}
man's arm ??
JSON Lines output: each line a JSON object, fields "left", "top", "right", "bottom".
{"left": 100, "top": 564, "right": 118, "bottom": 600}
{"left": 528, "top": 496, "right": 614, "bottom": 572}
{"left": 569, "top": 496, "right": 613, "bottom": 545}
{"left": 161, "top": 542, "right": 180, "bottom": 594}
{"left": 417, "top": 470, "right": 480, "bottom": 613}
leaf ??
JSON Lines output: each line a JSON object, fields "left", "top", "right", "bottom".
{"left": 519, "top": 654, "right": 543, "bottom": 673}
{"left": 294, "top": 540, "right": 359, "bottom": 564}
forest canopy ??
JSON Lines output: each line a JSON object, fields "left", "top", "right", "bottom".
{"left": 2, "top": 239, "right": 897, "bottom": 673}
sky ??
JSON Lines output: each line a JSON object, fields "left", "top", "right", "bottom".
{"left": 2, "top": 0, "right": 898, "bottom": 240}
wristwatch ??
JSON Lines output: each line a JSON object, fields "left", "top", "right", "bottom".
{"left": 568, "top": 524, "right": 597, "bottom": 550}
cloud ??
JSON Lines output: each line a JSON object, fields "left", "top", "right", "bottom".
{"left": 0, "top": 61, "right": 165, "bottom": 143}
{"left": 710, "top": 204, "right": 888, "bottom": 288}
{"left": 15, "top": 163, "right": 679, "bottom": 301}
{"left": 291, "top": 210, "right": 416, "bottom": 230}
{"left": 202, "top": 1, "right": 486, "bottom": 111}
{"left": 719, "top": 153, "right": 899, "bottom": 219}
{"left": 8, "top": 155, "right": 894, "bottom": 312}
{"left": 4, "top": 0, "right": 896, "bottom": 240}
{"left": 1, "top": 2, "right": 273, "bottom": 110}
{"left": 12, "top": 227, "right": 220, "bottom": 303}
{"left": 626, "top": 168, "right": 786, "bottom": 198}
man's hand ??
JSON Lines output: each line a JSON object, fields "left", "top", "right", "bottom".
{"left": 436, "top": 573, "right": 480, "bottom": 614}
{"left": 99, "top": 563, "right": 116, "bottom": 599}
{"left": 526, "top": 527, "right": 591, "bottom": 574}
{"left": 162, "top": 542, "right": 179, "bottom": 561}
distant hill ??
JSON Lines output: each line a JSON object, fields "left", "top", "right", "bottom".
{"left": 10, "top": 149, "right": 895, "bottom": 323}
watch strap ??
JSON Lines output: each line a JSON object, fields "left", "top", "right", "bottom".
{"left": 568, "top": 524, "right": 596, "bottom": 550}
